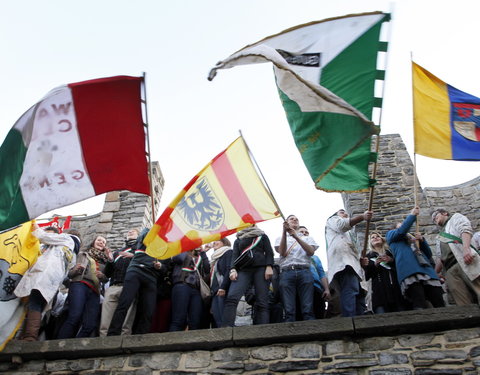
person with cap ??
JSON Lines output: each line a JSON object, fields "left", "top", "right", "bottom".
{"left": 14, "top": 223, "right": 81, "bottom": 341}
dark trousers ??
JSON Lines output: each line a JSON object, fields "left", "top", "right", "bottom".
{"left": 222, "top": 267, "right": 269, "bottom": 327}
{"left": 57, "top": 282, "right": 100, "bottom": 339}
{"left": 169, "top": 283, "right": 203, "bottom": 331}
{"left": 280, "top": 268, "right": 315, "bottom": 322}
{"left": 107, "top": 271, "right": 157, "bottom": 335}
{"left": 211, "top": 294, "right": 225, "bottom": 328}
{"left": 405, "top": 282, "right": 445, "bottom": 309}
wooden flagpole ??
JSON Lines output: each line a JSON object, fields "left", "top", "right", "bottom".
{"left": 411, "top": 54, "right": 421, "bottom": 235}
{"left": 142, "top": 72, "right": 156, "bottom": 224}
{"left": 239, "top": 130, "right": 285, "bottom": 221}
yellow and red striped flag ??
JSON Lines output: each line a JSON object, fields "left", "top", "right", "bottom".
{"left": 145, "top": 136, "right": 281, "bottom": 259}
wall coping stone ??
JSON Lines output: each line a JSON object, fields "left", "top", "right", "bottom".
{"left": 2, "top": 305, "right": 480, "bottom": 363}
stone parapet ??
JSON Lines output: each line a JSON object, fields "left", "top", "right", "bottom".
{"left": 2, "top": 306, "right": 480, "bottom": 374}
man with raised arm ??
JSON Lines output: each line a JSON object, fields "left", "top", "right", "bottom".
{"left": 275, "top": 215, "right": 318, "bottom": 322}
{"left": 325, "top": 209, "right": 372, "bottom": 317}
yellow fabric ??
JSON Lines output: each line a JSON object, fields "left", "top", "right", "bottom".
{"left": 0, "top": 221, "right": 41, "bottom": 275}
{"left": 145, "top": 137, "right": 280, "bottom": 259}
{"left": 0, "top": 221, "right": 40, "bottom": 351}
{"left": 412, "top": 62, "right": 452, "bottom": 159}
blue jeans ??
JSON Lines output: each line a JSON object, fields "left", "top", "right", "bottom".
{"left": 279, "top": 268, "right": 315, "bottom": 322}
{"left": 211, "top": 294, "right": 225, "bottom": 328}
{"left": 169, "top": 283, "right": 203, "bottom": 331}
{"left": 334, "top": 266, "right": 365, "bottom": 317}
{"left": 57, "top": 282, "right": 100, "bottom": 338}
{"left": 222, "top": 267, "right": 269, "bottom": 327}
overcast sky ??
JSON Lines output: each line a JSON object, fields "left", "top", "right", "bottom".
{"left": 1, "top": 0, "right": 479, "bottom": 267}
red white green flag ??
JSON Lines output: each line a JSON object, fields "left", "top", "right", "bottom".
{"left": 0, "top": 76, "right": 150, "bottom": 231}
{"left": 145, "top": 136, "right": 281, "bottom": 259}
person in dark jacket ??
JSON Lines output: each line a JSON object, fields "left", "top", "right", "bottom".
{"left": 209, "top": 238, "right": 232, "bottom": 328}
{"left": 169, "top": 247, "right": 211, "bottom": 331}
{"left": 362, "top": 231, "right": 408, "bottom": 313}
{"left": 99, "top": 228, "right": 139, "bottom": 336}
{"left": 386, "top": 207, "right": 445, "bottom": 310}
{"left": 222, "top": 225, "right": 274, "bottom": 327}
{"left": 107, "top": 229, "right": 169, "bottom": 335}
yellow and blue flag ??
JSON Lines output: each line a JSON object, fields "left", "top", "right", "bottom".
{"left": 413, "top": 62, "right": 480, "bottom": 160}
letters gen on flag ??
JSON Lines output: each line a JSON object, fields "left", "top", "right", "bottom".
{"left": 145, "top": 137, "right": 280, "bottom": 259}
{"left": 413, "top": 62, "right": 480, "bottom": 160}
{"left": 0, "top": 76, "right": 150, "bottom": 231}
{"left": 0, "top": 221, "right": 40, "bottom": 350}
{"left": 209, "top": 12, "right": 389, "bottom": 192}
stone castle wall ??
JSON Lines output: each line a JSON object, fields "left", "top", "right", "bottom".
{"left": 343, "top": 134, "right": 480, "bottom": 248}
{"left": 2, "top": 306, "right": 480, "bottom": 374}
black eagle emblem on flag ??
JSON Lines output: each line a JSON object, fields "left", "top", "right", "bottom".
{"left": 178, "top": 177, "right": 224, "bottom": 231}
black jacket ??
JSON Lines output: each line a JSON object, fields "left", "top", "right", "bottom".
{"left": 231, "top": 234, "right": 274, "bottom": 270}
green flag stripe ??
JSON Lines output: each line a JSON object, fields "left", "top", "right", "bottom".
{"left": 320, "top": 17, "right": 387, "bottom": 119}
{"left": 376, "top": 70, "right": 386, "bottom": 80}
{"left": 0, "top": 129, "right": 30, "bottom": 230}
{"left": 373, "top": 97, "right": 383, "bottom": 108}
{"left": 378, "top": 41, "right": 388, "bottom": 52}
{"left": 279, "top": 89, "right": 375, "bottom": 191}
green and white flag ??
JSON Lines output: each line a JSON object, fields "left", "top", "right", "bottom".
{"left": 209, "top": 12, "right": 390, "bottom": 192}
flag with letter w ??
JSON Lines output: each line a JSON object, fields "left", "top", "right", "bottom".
{"left": 209, "top": 12, "right": 390, "bottom": 192}
{"left": 144, "top": 137, "right": 280, "bottom": 259}
{"left": 0, "top": 76, "right": 150, "bottom": 231}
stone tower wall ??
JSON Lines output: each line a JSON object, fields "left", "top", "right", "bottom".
{"left": 342, "top": 134, "right": 479, "bottom": 248}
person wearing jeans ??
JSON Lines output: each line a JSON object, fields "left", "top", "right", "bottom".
{"left": 275, "top": 215, "right": 318, "bottom": 322}
{"left": 222, "top": 226, "right": 274, "bottom": 327}
{"left": 326, "top": 209, "right": 373, "bottom": 318}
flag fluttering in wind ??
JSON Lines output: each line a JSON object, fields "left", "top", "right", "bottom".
{"left": 209, "top": 12, "right": 390, "bottom": 192}
{"left": 38, "top": 216, "right": 72, "bottom": 233}
{"left": 0, "top": 76, "right": 150, "bottom": 231}
{"left": 0, "top": 221, "right": 40, "bottom": 350}
{"left": 145, "top": 137, "right": 280, "bottom": 259}
{"left": 413, "top": 62, "right": 480, "bottom": 160}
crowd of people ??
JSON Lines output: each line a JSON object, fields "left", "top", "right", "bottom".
{"left": 13, "top": 206, "right": 480, "bottom": 341}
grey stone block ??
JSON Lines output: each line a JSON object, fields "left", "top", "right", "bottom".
{"left": 410, "top": 350, "right": 467, "bottom": 361}
{"left": 324, "top": 340, "right": 360, "bottom": 356}
{"left": 324, "top": 359, "right": 379, "bottom": 370}
{"left": 268, "top": 360, "right": 319, "bottom": 372}
{"left": 378, "top": 352, "right": 409, "bottom": 365}
{"left": 184, "top": 350, "right": 211, "bottom": 368}
{"left": 291, "top": 343, "right": 321, "bottom": 358}
{"left": 359, "top": 336, "right": 395, "bottom": 351}
{"left": 354, "top": 306, "right": 480, "bottom": 337}
{"left": 233, "top": 318, "right": 354, "bottom": 346}
{"left": 250, "top": 346, "right": 287, "bottom": 360}
{"left": 414, "top": 369, "right": 462, "bottom": 375}
{"left": 369, "top": 368, "right": 412, "bottom": 375}
{"left": 122, "top": 328, "right": 232, "bottom": 353}
{"left": 398, "top": 334, "right": 435, "bottom": 347}
{"left": 212, "top": 348, "right": 248, "bottom": 362}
